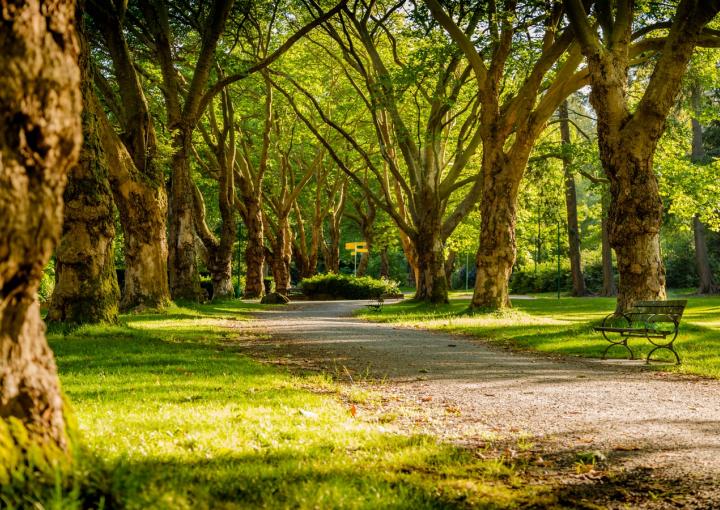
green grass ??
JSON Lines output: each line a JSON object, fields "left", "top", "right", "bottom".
{"left": 6, "top": 300, "right": 553, "bottom": 509}
{"left": 357, "top": 293, "right": 720, "bottom": 378}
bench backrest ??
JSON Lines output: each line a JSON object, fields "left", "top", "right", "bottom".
{"left": 629, "top": 300, "right": 687, "bottom": 323}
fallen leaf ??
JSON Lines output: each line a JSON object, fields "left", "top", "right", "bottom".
{"left": 349, "top": 404, "right": 357, "bottom": 417}
{"left": 421, "top": 396, "right": 433, "bottom": 402}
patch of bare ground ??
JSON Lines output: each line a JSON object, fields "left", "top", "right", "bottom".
{"left": 234, "top": 300, "right": 720, "bottom": 509}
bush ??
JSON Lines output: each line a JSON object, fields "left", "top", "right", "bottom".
{"left": 300, "top": 273, "right": 401, "bottom": 300}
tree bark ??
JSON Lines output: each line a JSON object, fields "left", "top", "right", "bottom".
{"left": 444, "top": 250, "right": 457, "bottom": 289}
{"left": 412, "top": 211, "right": 448, "bottom": 304}
{"left": 47, "top": 24, "right": 119, "bottom": 325}
{"left": 242, "top": 198, "right": 265, "bottom": 298}
{"left": 559, "top": 101, "right": 588, "bottom": 297}
{"left": 690, "top": 80, "right": 718, "bottom": 295}
{"left": 268, "top": 216, "right": 292, "bottom": 295}
{"left": 168, "top": 132, "right": 203, "bottom": 301}
{"left": 471, "top": 152, "right": 520, "bottom": 310}
{"left": 88, "top": 0, "right": 171, "bottom": 311}
{"left": 0, "top": 0, "right": 82, "bottom": 450}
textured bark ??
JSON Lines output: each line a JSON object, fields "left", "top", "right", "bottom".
{"left": 322, "top": 180, "right": 347, "bottom": 274}
{"left": 444, "top": 250, "right": 457, "bottom": 288}
{"left": 88, "top": 0, "right": 170, "bottom": 311}
{"left": 168, "top": 135, "right": 203, "bottom": 300}
{"left": 242, "top": 199, "right": 265, "bottom": 298}
{"left": 412, "top": 207, "right": 448, "bottom": 303}
{"left": 47, "top": 22, "right": 119, "bottom": 325}
{"left": 566, "top": 0, "right": 720, "bottom": 312}
{"left": 559, "top": 101, "right": 588, "bottom": 297}
{"left": 268, "top": 216, "right": 292, "bottom": 296}
{"left": 0, "top": 0, "right": 81, "bottom": 449}
{"left": 471, "top": 152, "right": 521, "bottom": 310}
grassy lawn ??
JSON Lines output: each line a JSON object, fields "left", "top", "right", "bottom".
{"left": 358, "top": 292, "right": 720, "bottom": 378}
{"left": 4, "top": 300, "right": 553, "bottom": 509}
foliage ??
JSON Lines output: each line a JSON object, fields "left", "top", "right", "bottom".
{"left": 38, "top": 259, "right": 55, "bottom": 304}
{"left": 301, "top": 273, "right": 401, "bottom": 300}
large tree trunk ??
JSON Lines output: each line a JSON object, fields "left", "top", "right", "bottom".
{"left": 48, "top": 28, "right": 119, "bottom": 325}
{"left": 168, "top": 131, "right": 203, "bottom": 301}
{"left": 242, "top": 198, "right": 265, "bottom": 299}
{"left": 444, "top": 250, "right": 457, "bottom": 288}
{"left": 88, "top": 1, "right": 171, "bottom": 311}
{"left": 324, "top": 222, "right": 341, "bottom": 274}
{"left": 559, "top": 101, "right": 588, "bottom": 297}
{"left": 600, "top": 198, "right": 617, "bottom": 297}
{"left": 471, "top": 153, "right": 520, "bottom": 310}
{"left": 0, "top": 0, "right": 81, "bottom": 450}
{"left": 606, "top": 153, "right": 666, "bottom": 312}
{"left": 412, "top": 215, "right": 448, "bottom": 304}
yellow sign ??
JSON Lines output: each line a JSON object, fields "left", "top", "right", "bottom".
{"left": 345, "top": 242, "right": 367, "bottom": 250}
{"left": 355, "top": 248, "right": 368, "bottom": 253}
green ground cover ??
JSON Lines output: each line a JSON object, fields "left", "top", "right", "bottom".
{"left": 6, "top": 301, "right": 551, "bottom": 509}
{"left": 358, "top": 292, "right": 720, "bottom": 378}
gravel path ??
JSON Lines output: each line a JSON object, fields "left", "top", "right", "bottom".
{"left": 245, "top": 300, "right": 720, "bottom": 506}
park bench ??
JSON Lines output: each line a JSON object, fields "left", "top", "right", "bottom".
{"left": 593, "top": 300, "right": 687, "bottom": 364}
{"left": 365, "top": 296, "right": 384, "bottom": 312}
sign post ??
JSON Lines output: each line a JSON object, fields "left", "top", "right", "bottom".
{"left": 345, "top": 242, "right": 368, "bottom": 276}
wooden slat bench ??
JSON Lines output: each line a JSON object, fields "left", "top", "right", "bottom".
{"left": 593, "top": 300, "right": 687, "bottom": 364}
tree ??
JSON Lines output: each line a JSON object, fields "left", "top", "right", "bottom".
{"left": 48, "top": 18, "right": 120, "bottom": 325}
{"left": 566, "top": 0, "right": 720, "bottom": 311}
{"left": 87, "top": 0, "right": 171, "bottom": 311}
{"left": 0, "top": 0, "right": 82, "bottom": 451}
{"left": 426, "top": 0, "right": 588, "bottom": 309}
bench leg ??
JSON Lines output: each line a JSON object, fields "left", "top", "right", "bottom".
{"left": 646, "top": 343, "right": 681, "bottom": 365}
{"left": 600, "top": 332, "right": 634, "bottom": 361}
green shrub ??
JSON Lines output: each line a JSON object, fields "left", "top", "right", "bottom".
{"left": 300, "top": 273, "right": 401, "bottom": 299}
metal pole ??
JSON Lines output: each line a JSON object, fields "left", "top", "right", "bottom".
{"left": 557, "top": 221, "right": 561, "bottom": 299}
{"left": 354, "top": 250, "right": 357, "bottom": 276}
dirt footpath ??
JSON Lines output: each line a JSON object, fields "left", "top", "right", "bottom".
{"left": 241, "top": 300, "right": 720, "bottom": 508}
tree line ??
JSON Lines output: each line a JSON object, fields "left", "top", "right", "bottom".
{"left": 1, "top": 0, "right": 719, "bottom": 462}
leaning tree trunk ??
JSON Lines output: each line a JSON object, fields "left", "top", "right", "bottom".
{"left": 242, "top": 198, "right": 265, "bottom": 299}
{"left": 168, "top": 130, "right": 202, "bottom": 301}
{"left": 47, "top": 25, "right": 119, "bottom": 325}
{"left": 559, "top": 101, "right": 588, "bottom": 297}
{"left": 0, "top": 0, "right": 81, "bottom": 451}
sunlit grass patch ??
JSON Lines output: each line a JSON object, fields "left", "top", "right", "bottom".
{"left": 9, "top": 299, "right": 554, "bottom": 509}
{"left": 358, "top": 295, "right": 720, "bottom": 378}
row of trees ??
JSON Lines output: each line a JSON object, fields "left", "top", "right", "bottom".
{"left": 1, "top": 0, "right": 720, "bottom": 460}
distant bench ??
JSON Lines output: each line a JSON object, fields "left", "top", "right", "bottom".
{"left": 365, "top": 296, "right": 384, "bottom": 312}
{"left": 593, "top": 300, "right": 687, "bottom": 364}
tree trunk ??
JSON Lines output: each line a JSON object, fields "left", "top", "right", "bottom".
{"left": 379, "top": 246, "right": 390, "bottom": 278}
{"left": 412, "top": 219, "right": 448, "bottom": 304}
{"left": 48, "top": 28, "right": 120, "bottom": 325}
{"left": 559, "top": 101, "right": 588, "bottom": 297}
{"left": 270, "top": 217, "right": 292, "bottom": 295}
{"left": 324, "top": 222, "right": 341, "bottom": 274}
{"left": 471, "top": 154, "right": 519, "bottom": 310}
{"left": 690, "top": 81, "right": 718, "bottom": 295}
{"left": 444, "top": 250, "right": 457, "bottom": 288}
{"left": 0, "top": 0, "right": 81, "bottom": 450}
{"left": 600, "top": 198, "right": 617, "bottom": 297}
{"left": 606, "top": 154, "right": 666, "bottom": 311}
{"left": 89, "top": 1, "right": 171, "bottom": 312}
{"left": 168, "top": 130, "right": 203, "bottom": 301}
{"left": 243, "top": 200, "right": 265, "bottom": 298}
